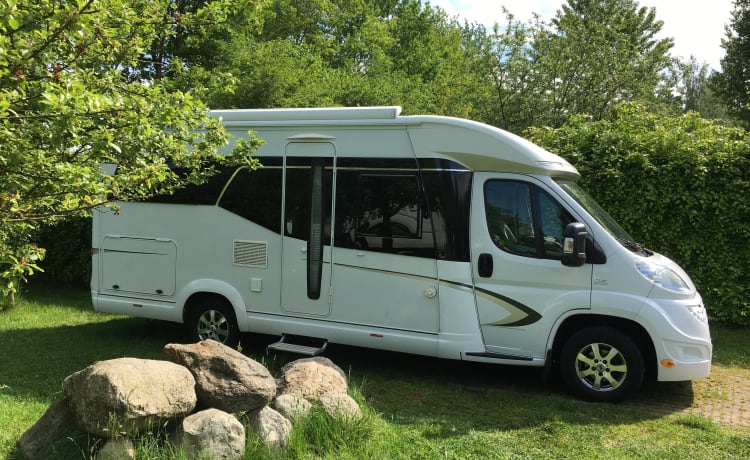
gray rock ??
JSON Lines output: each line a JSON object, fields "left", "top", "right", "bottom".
{"left": 277, "top": 356, "right": 348, "bottom": 401}
{"left": 18, "top": 399, "right": 78, "bottom": 460}
{"left": 244, "top": 406, "right": 292, "bottom": 449}
{"left": 96, "top": 438, "right": 136, "bottom": 460}
{"left": 163, "top": 340, "right": 276, "bottom": 413}
{"left": 320, "top": 392, "right": 362, "bottom": 421}
{"left": 63, "top": 357, "right": 196, "bottom": 437}
{"left": 176, "top": 408, "right": 245, "bottom": 460}
{"left": 273, "top": 393, "right": 312, "bottom": 420}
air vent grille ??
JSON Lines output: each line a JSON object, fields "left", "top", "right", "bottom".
{"left": 233, "top": 240, "right": 268, "bottom": 268}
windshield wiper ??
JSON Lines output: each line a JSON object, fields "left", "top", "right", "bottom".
{"left": 617, "top": 238, "right": 654, "bottom": 257}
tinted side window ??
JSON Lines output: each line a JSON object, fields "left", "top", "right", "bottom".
{"left": 420, "top": 169, "right": 471, "bottom": 262}
{"left": 335, "top": 169, "right": 435, "bottom": 258}
{"left": 144, "top": 167, "right": 235, "bottom": 205}
{"left": 218, "top": 159, "right": 283, "bottom": 233}
{"left": 484, "top": 180, "right": 574, "bottom": 260}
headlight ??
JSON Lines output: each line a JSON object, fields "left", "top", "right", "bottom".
{"left": 635, "top": 260, "right": 691, "bottom": 293}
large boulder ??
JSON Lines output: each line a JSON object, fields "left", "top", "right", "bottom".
{"left": 163, "top": 340, "right": 276, "bottom": 413}
{"left": 277, "top": 357, "right": 348, "bottom": 401}
{"left": 175, "top": 408, "right": 245, "bottom": 460}
{"left": 243, "top": 406, "right": 292, "bottom": 449}
{"left": 18, "top": 399, "right": 79, "bottom": 460}
{"left": 63, "top": 357, "right": 196, "bottom": 437}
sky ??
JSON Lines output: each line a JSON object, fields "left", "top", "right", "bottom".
{"left": 429, "top": 0, "right": 735, "bottom": 70}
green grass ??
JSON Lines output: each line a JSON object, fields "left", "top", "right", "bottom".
{"left": 1, "top": 284, "right": 749, "bottom": 459}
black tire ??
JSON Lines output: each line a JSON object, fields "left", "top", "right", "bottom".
{"left": 186, "top": 297, "right": 241, "bottom": 348}
{"left": 560, "top": 326, "right": 644, "bottom": 402}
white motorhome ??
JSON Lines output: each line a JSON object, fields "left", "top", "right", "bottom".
{"left": 91, "top": 106, "right": 712, "bottom": 401}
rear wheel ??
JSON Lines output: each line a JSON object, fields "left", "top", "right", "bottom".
{"left": 186, "top": 298, "right": 240, "bottom": 348}
{"left": 560, "top": 326, "right": 644, "bottom": 402}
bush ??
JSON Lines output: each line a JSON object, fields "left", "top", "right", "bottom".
{"left": 35, "top": 217, "right": 91, "bottom": 287}
{"left": 529, "top": 103, "right": 750, "bottom": 326}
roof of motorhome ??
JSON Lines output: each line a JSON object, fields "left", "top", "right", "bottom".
{"left": 210, "top": 107, "right": 579, "bottom": 179}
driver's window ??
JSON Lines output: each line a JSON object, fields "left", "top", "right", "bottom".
{"left": 484, "top": 181, "right": 536, "bottom": 256}
{"left": 484, "top": 180, "right": 574, "bottom": 260}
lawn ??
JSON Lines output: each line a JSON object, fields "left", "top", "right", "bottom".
{"left": 1, "top": 284, "right": 749, "bottom": 459}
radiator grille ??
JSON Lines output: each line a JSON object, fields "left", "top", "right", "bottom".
{"left": 233, "top": 240, "right": 268, "bottom": 268}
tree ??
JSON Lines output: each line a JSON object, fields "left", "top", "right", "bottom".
{"left": 0, "top": 0, "right": 258, "bottom": 306}
{"left": 176, "top": 0, "right": 487, "bottom": 118}
{"left": 465, "top": 9, "right": 542, "bottom": 133}
{"left": 665, "top": 56, "right": 730, "bottom": 121}
{"left": 529, "top": 0, "right": 673, "bottom": 126}
{"left": 712, "top": 0, "right": 750, "bottom": 127}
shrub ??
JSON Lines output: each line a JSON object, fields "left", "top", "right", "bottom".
{"left": 35, "top": 217, "right": 91, "bottom": 286}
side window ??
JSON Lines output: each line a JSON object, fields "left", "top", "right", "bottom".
{"left": 484, "top": 181, "right": 537, "bottom": 256}
{"left": 484, "top": 180, "right": 574, "bottom": 260}
{"left": 218, "top": 158, "right": 283, "bottom": 232}
{"left": 144, "top": 166, "right": 235, "bottom": 205}
{"left": 335, "top": 170, "right": 435, "bottom": 257}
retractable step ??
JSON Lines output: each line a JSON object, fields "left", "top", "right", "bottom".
{"left": 267, "top": 334, "right": 328, "bottom": 356}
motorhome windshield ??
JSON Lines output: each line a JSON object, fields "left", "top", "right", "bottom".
{"left": 556, "top": 180, "right": 650, "bottom": 255}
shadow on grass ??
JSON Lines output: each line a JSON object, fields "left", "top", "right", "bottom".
{"left": 302, "top": 343, "right": 698, "bottom": 436}
{"left": 0, "top": 317, "right": 186, "bottom": 403}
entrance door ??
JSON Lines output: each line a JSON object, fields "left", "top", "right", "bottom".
{"left": 280, "top": 143, "right": 334, "bottom": 316}
{"left": 470, "top": 173, "right": 592, "bottom": 359}
{"left": 330, "top": 161, "right": 440, "bottom": 336}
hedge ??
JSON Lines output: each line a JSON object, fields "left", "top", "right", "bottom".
{"left": 529, "top": 104, "right": 750, "bottom": 327}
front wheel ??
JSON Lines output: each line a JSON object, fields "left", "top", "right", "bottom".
{"left": 186, "top": 298, "right": 241, "bottom": 348}
{"left": 560, "top": 326, "right": 644, "bottom": 402}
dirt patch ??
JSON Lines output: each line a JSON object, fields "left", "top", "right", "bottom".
{"left": 625, "top": 364, "right": 750, "bottom": 428}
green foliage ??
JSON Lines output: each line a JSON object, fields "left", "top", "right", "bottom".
{"left": 171, "top": 0, "right": 487, "bottom": 119}
{"left": 531, "top": 0, "right": 672, "bottom": 127}
{"left": 529, "top": 104, "right": 750, "bottom": 326}
{"left": 35, "top": 217, "right": 91, "bottom": 286}
{"left": 0, "top": 0, "right": 260, "bottom": 304}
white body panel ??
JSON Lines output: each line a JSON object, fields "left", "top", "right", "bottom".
{"left": 91, "top": 106, "right": 711, "bottom": 384}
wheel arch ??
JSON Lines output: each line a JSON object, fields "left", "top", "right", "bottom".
{"left": 178, "top": 279, "right": 248, "bottom": 332}
{"left": 549, "top": 314, "right": 657, "bottom": 381}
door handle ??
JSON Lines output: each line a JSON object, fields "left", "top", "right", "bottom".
{"left": 478, "top": 253, "right": 493, "bottom": 278}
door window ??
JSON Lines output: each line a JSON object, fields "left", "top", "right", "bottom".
{"left": 484, "top": 180, "right": 574, "bottom": 259}
{"left": 334, "top": 171, "right": 435, "bottom": 257}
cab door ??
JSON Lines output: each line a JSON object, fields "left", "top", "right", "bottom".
{"left": 280, "top": 143, "right": 334, "bottom": 316}
{"left": 470, "top": 173, "right": 592, "bottom": 359}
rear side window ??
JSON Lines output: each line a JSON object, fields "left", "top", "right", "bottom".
{"left": 218, "top": 158, "right": 283, "bottom": 233}
{"left": 144, "top": 167, "right": 234, "bottom": 205}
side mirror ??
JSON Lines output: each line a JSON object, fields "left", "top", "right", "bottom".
{"left": 562, "top": 222, "right": 587, "bottom": 267}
